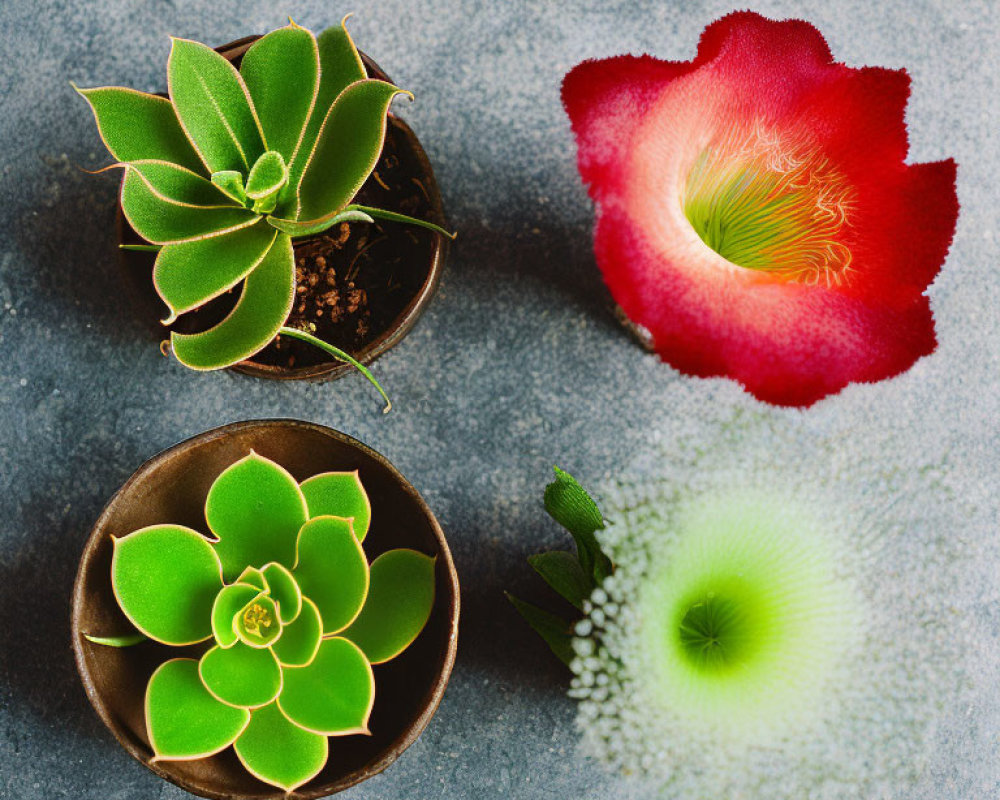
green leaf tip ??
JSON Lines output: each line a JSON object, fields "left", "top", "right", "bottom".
{"left": 83, "top": 632, "right": 149, "bottom": 647}
{"left": 506, "top": 593, "right": 574, "bottom": 666}
{"left": 545, "top": 466, "right": 612, "bottom": 582}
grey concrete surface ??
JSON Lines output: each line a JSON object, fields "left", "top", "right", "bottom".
{"left": 0, "top": 1, "right": 997, "bottom": 798}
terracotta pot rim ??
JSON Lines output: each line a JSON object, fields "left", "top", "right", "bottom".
{"left": 115, "top": 36, "right": 449, "bottom": 383}
{"left": 71, "top": 419, "right": 460, "bottom": 799}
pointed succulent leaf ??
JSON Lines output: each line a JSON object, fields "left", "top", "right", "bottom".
{"left": 204, "top": 451, "right": 308, "bottom": 579}
{"left": 245, "top": 151, "right": 288, "bottom": 199}
{"left": 240, "top": 24, "right": 319, "bottom": 166}
{"left": 75, "top": 86, "right": 204, "bottom": 173}
{"left": 342, "top": 549, "right": 435, "bottom": 664}
{"left": 505, "top": 594, "right": 574, "bottom": 666}
{"left": 528, "top": 550, "right": 591, "bottom": 610}
{"left": 299, "top": 470, "right": 372, "bottom": 541}
{"left": 170, "top": 232, "right": 295, "bottom": 370}
{"left": 266, "top": 206, "right": 373, "bottom": 237}
{"left": 271, "top": 596, "right": 322, "bottom": 667}
{"left": 126, "top": 160, "right": 236, "bottom": 206}
{"left": 260, "top": 562, "right": 301, "bottom": 623}
{"left": 199, "top": 643, "right": 282, "bottom": 708}
{"left": 211, "top": 170, "right": 248, "bottom": 205}
{"left": 292, "top": 516, "right": 369, "bottom": 634}
{"left": 286, "top": 18, "right": 366, "bottom": 200}
{"left": 111, "top": 525, "right": 222, "bottom": 645}
{"left": 120, "top": 167, "right": 258, "bottom": 246}
{"left": 234, "top": 593, "right": 281, "bottom": 648}
{"left": 146, "top": 658, "right": 250, "bottom": 759}
{"left": 153, "top": 221, "right": 277, "bottom": 322}
{"left": 296, "top": 80, "right": 408, "bottom": 222}
{"left": 237, "top": 566, "right": 267, "bottom": 591}
{"left": 167, "top": 37, "right": 266, "bottom": 174}
{"left": 350, "top": 204, "right": 457, "bottom": 239}
{"left": 278, "top": 637, "right": 374, "bottom": 735}
{"left": 234, "top": 702, "right": 328, "bottom": 792}
{"left": 210, "top": 582, "right": 260, "bottom": 648}
{"left": 544, "top": 466, "right": 612, "bottom": 582}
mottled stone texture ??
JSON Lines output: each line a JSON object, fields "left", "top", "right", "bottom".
{"left": 0, "top": 1, "right": 997, "bottom": 798}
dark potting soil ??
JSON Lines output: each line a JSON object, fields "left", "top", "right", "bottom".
{"left": 166, "top": 119, "right": 439, "bottom": 371}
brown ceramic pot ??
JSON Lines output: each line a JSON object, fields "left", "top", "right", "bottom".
{"left": 118, "top": 36, "right": 449, "bottom": 382}
{"left": 71, "top": 419, "right": 460, "bottom": 799}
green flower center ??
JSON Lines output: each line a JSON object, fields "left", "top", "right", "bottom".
{"left": 676, "top": 590, "right": 761, "bottom": 673}
{"left": 683, "top": 138, "right": 855, "bottom": 284}
{"left": 241, "top": 602, "right": 275, "bottom": 638}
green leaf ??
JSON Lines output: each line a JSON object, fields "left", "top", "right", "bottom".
{"left": 153, "top": 221, "right": 277, "bottom": 323}
{"left": 211, "top": 170, "right": 248, "bottom": 205}
{"left": 266, "top": 206, "right": 373, "bottom": 237}
{"left": 120, "top": 166, "right": 258, "bottom": 246}
{"left": 126, "top": 160, "right": 235, "bottom": 205}
{"left": 83, "top": 632, "right": 148, "bottom": 647}
{"left": 111, "top": 525, "right": 222, "bottom": 645}
{"left": 271, "top": 596, "right": 322, "bottom": 667}
{"left": 295, "top": 80, "right": 408, "bottom": 222}
{"left": 237, "top": 566, "right": 267, "bottom": 592}
{"left": 261, "top": 562, "right": 302, "bottom": 624}
{"left": 299, "top": 470, "right": 372, "bottom": 541}
{"left": 278, "top": 637, "right": 374, "bottom": 735}
{"left": 167, "top": 37, "right": 266, "bottom": 173}
{"left": 528, "top": 550, "right": 592, "bottom": 610}
{"left": 146, "top": 658, "right": 250, "bottom": 760}
{"left": 234, "top": 594, "right": 281, "bottom": 648}
{"left": 240, "top": 23, "right": 319, "bottom": 166}
{"left": 199, "top": 643, "right": 282, "bottom": 708}
{"left": 285, "top": 18, "right": 366, "bottom": 201}
{"left": 75, "top": 86, "right": 205, "bottom": 173}
{"left": 204, "top": 451, "right": 308, "bottom": 579}
{"left": 292, "top": 516, "right": 369, "bottom": 635}
{"left": 245, "top": 151, "right": 288, "bottom": 200}
{"left": 169, "top": 232, "right": 295, "bottom": 370}
{"left": 210, "top": 582, "right": 260, "bottom": 648}
{"left": 505, "top": 594, "right": 575, "bottom": 666}
{"left": 342, "top": 549, "right": 435, "bottom": 664}
{"left": 544, "top": 466, "right": 613, "bottom": 582}
{"left": 351, "top": 205, "right": 457, "bottom": 240}
{"left": 234, "top": 702, "right": 328, "bottom": 791}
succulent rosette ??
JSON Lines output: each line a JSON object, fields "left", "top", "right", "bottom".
{"left": 76, "top": 18, "right": 450, "bottom": 395}
{"left": 98, "top": 452, "right": 436, "bottom": 792}
{"left": 563, "top": 11, "right": 958, "bottom": 406}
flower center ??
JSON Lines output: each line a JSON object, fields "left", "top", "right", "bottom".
{"left": 683, "top": 131, "right": 854, "bottom": 284}
{"left": 241, "top": 602, "right": 275, "bottom": 637}
{"left": 674, "top": 585, "right": 765, "bottom": 675}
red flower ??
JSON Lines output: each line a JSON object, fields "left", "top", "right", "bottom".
{"left": 563, "top": 12, "right": 957, "bottom": 407}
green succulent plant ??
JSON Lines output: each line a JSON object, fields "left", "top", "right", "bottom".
{"left": 506, "top": 467, "right": 613, "bottom": 665}
{"left": 76, "top": 17, "right": 453, "bottom": 409}
{"left": 86, "top": 451, "right": 436, "bottom": 791}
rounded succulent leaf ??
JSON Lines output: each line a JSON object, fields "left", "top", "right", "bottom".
{"left": 234, "top": 593, "right": 281, "bottom": 648}
{"left": 169, "top": 233, "right": 295, "bottom": 371}
{"left": 199, "top": 643, "right": 282, "bottom": 708}
{"left": 146, "top": 658, "right": 249, "bottom": 760}
{"left": 234, "top": 701, "right": 328, "bottom": 792}
{"left": 271, "top": 596, "right": 322, "bottom": 667}
{"left": 299, "top": 470, "right": 372, "bottom": 541}
{"left": 245, "top": 151, "right": 288, "bottom": 200}
{"left": 204, "top": 452, "right": 308, "bottom": 579}
{"left": 342, "top": 549, "right": 436, "bottom": 664}
{"left": 111, "top": 525, "right": 222, "bottom": 645}
{"left": 210, "top": 582, "right": 260, "bottom": 648}
{"left": 278, "top": 637, "right": 374, "bottom": 735}
{"left": 236, "top": 565, "right": 267, "bottom": 591}
{"left": 292, "top": 516, "right": 369, "bottom": 634}
{"left": 261, "top": 562, "right": 302, "bottom": 623}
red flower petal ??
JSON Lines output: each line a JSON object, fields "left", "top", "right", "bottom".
{"left": 564, "top": 12, "right": 958, "bottom": 406}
